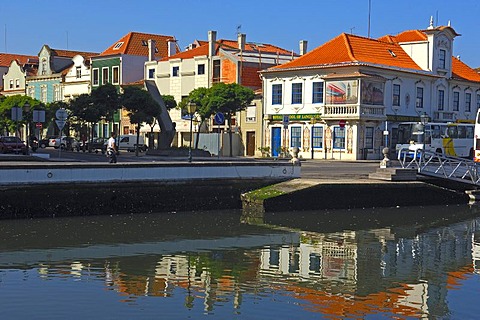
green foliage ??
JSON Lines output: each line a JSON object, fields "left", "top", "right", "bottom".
{"left": 90, "top": 83, "right": 120, "bottom": 122}
{"left": 121, "top": 86, "right": 161, "bottom": 126}
{"left": 0, "top": 95, "right": 44, "bottom": 134}
{"left": 161, "top": 95, "right": 177, "bottom": 110}
{"left": 206, "top": 82, "right": 255, "bottom": 116}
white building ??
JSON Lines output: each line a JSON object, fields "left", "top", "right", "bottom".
{"left": 63, "top": 54, "right": 94, "bottom": 101}
{"left": 260, "top": 19, "right": 480, "bottom": 160}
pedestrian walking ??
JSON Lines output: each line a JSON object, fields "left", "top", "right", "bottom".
{"left": 107, "top": 132, "right": 117, "bottom": 163}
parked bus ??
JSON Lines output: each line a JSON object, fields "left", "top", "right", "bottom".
{"left": 396, "top": 122, "right": 474, "bottom": 158}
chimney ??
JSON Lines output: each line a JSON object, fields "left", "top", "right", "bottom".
{"left": 167, "top": 39, "right": 177, "bottom": 57}
{"left": 299, "top": 40, "right": 308, "bottom": 55}
{"left": 238, "top": 33, "right": 246, "bottom": 51}
{"left": 148, "top": 39, "right": 156, "bottom": 61}
{"left": 208, "top": 30, "right": 217, "bottom": 58}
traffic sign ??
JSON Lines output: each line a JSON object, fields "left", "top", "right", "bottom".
{"left": 33, "top": 109, "right": 46, "bottom": 122}
{"left": 339, "top": 119, "right": 346, "bottom": 128}
{"left": 214, "top": 112, "right": 225, "bottom": 125}
{"left": 11, "top": 107, "right": 22, "bottom": 121}
{"left": 55, "top": 120, "right": 66, "bottom": 130}
{"left": 56, "top": 108, "right": 68, "bottom": 121}
{"left": 283, "top": 115, "right": 289, "bottom": 129}
{"left": 36, "top": 122, "right": 42, "bottom": 128}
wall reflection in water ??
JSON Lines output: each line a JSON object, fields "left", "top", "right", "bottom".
{"left": 1, "top": 205, "right": 480, "bottom": 318}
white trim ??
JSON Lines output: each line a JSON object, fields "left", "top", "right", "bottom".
{"left": 102, "top": 67, "right": 109, "bottom": 85}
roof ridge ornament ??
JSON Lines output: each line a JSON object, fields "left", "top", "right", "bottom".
{"left": 428, "top": 16, "right": 434, "bottom": 29}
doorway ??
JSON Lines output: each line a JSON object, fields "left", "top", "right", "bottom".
{"left": 272, "top": 127, "right": 281, "bottom": 157}
{"left": 246, "top": 131, "right": 256, "bottom": 156}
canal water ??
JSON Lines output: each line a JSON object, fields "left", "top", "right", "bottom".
{"left": 1, "top": 204, "right": 480, "bottom": 319}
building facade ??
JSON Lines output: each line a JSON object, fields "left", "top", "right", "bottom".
{"left": 1, "top": 54, "right": 38, "bottom": 96}
{"left": 148, "top": 30, "right": 297, "bottom": 154}
{"left": 261, "top": 20, "right": 480, "bottom": 160}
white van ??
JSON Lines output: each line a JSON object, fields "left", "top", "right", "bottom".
{"left": 112, "top": 135, "right": 147, "bottom": 152}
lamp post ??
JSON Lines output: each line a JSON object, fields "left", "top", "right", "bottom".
{"left": 420, "top": 112, "right": 429, "bottom": 161}
{"left": 23, "top": 102, "right": 31, "bottom": 155}
{"left": 187, "top": 102, "right": 197, "bottom": 162}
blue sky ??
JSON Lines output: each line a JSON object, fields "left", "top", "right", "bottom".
{"left": 1, "top": 0, "right": 480, "bottom": 68}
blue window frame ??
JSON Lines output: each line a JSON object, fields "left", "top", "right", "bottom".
{"left": 393, "top": 84, "right": 400, "bottom": 106}
{"left": 272, "top": 84, "right": 282, "bottom": 105}
{"left": 333, "top": 127, "right": 345, "bottom": 149}
{"left": 438, "top": 89, "right": 444, "bottom": 110}
{"left": 453, "top": 91, "right": 459, "bottom": 111}
{"left": 466, "top": 93, "right": 472, "bottom": 112}
{"left": 439, "top": 49, "right": 446, "bottom": 69}
{"left": 312, "top": 82, "right": 323, "bottom": 103}
{"left": 172, "top": 66, "right": 179, "bottom": 77}
{"left": 312, "top": 126, "right": 323, "bottom": 148}
{"left": 416, "top": 87, "right": 424, "bottom": 108}
{"left": 290, "top": 126, "right": 301, "bottom": 147}
{"left": 291, "top": 83, "right": 302, "bottom": 104}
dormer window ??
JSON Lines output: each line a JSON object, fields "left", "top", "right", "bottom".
{"left": 439, "top": 49, "right": 446, "bottom": 69}
{"left": 141, "top": 40, "right": 148, "bottom": 46}
{"left": 388, "top": 49, "right": 397, "bottom": 57}
{"left": 113, "top": 42, "right": 124, "bottom": 50}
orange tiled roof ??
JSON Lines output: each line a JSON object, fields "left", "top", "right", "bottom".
{"left": 0, "top": 53, "right": 37, "bottom": 67}
{"left": 272, "top": 33, "right": 422, "bottom": 71}
{"left": 99, "top": 32, "right": 179, "bottom": 59}
{"left": 378, "top": 30, "right": 427, "bottom": 43}
{"left": 163, "top": 38, "right": 293, "bottom": 62}
{"left": 452, "top": 56, "right": 480, "bottom": 82}
{"left": 51, "top": 48, "right": 98, "bottom": 59}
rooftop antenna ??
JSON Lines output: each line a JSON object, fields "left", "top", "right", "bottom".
{"left": 350, "top": 26, "right": 355, "bottom": 34}
{"left": 436, "top": 10, "right": 438, "bottom": 27}
{"left": 367, "top": 0, "right": 371, "bottom": 38}
{"left": 66, "top": 31, "right": 69, "bottom": 49}
{"left": 4, "top": 24, "right": 7, "bottom": 52}
{"left": 236, "top": 24, "right": 242, "bottom": 35}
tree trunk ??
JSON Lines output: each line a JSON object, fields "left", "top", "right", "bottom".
{"left": 228, "top": 114, "right": 233, "bottom": 157}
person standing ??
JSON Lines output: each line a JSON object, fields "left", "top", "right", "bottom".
{"left": 107, "top": 132, "right": 117, "bottom": 163}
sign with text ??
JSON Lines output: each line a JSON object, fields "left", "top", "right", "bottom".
{"left": 55, "top": 120, "right": 66, "bottom": 131}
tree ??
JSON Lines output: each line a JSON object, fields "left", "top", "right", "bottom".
{"left": 180, "top": 87, "right": 215, "bottom": 150}
{"left": 0, "top": 95, "right": 44, "bottom": 136}
{"left": 121, "top": 85, "right": 162, "bottom": 156}
{"left": 205, "top": 83, "right": 254, "bottom": 156}
{"left": 91, "top": 83, "right": 121, "bottom": 123}
{"left": 162, "top": 95, "right": 177, "bottom": 110}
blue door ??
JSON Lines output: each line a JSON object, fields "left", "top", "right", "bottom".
{"left": 272, "top": 127, "right": 281, "bottom": 157}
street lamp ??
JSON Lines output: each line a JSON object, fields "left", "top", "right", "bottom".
{"left": 187, "top": 102, "right": 197, "bottom": 162}
{"left": 23, "top": 101, "right": 31, "bottom": 155}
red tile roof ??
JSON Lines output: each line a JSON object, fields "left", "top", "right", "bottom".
{"left": 272, "top": 33, "right": 422, "bottom": 71}
{"left": 0, "top": 53, "right": 37, "bottom": 67}
{"left": 99, "top": 32, "right": 179, "bottom": 58}
{"left": 452, "top": 56, "right": 480, "bottom": 82}
{"left": 51, "top": 48, "right": 98, "bottom": 59}
{"left": 378, "top": 30, "right": 427, "bottom": 43}
{"left": 163, "top": 39, "right": 293, "bottom": 61}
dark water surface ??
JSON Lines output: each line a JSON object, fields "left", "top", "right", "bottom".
{"left": 1, "top": 204, "right": 480, "bottom": 319}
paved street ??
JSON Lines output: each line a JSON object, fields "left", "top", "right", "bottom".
{"left": 28, "top": 147, "right": 382, "bottom": 180}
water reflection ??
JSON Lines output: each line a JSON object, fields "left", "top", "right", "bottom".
{"left": 1, "top": 206, "right": 480, "bottom": 318}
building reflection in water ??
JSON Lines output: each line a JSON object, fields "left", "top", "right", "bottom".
{"left": 1, "top": 205, "right": 480, "bottom": 318}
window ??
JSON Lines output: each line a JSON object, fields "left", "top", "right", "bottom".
{"left": 102, "top": 68, "right": 109, "bottom": 84}
{"left": 437, "top": 89, "right": 444, "bottom": 110}
{"left": 365, "top": 127, "right": 374, "bottom": 149}
{"left": 290, "top": 126, "right": 301, "bottom": 147}
{"left": 15, "top": 79, "right": 20, "bottom": 88}
{"left": 113, "top": 42, "right": 124, "bottom": 50}
{"left": 246, "top": 105, "right": 256, "bottom": 122}
{"left": 272, "top": 84, "right": 282, "bottom": 105}
{"left": 9, "top": 79, "right": 13, "bottom": 89}
{"left": 212, "top": 60, "right": 220, "bottom": 82}
{"left": 312, "top": 82, "right": 323, "bottom": 103}
{"left": 466, "top": 93, "right": 472, "bottom": 112}
{"left": 453, "top": 91, "right": 459, "bottom": 111}
{"left": 333, "top": 127, "right": 345, "bottom": 149}
{"left": 112, "top": 66, "right": 119, "bottom": 84}
{"left": 28, "top": 86, "right": 35, "bottom": 98}
{"left": 93, "top": 68, "right": 99, "bottom": 86}
{"left": 40, "top": 86, "right": 47, "bottom": 103}
{"left": 54, "top": 85, "right": 61, "bottom": 101}
{"left": 416, "top": 87, "right": 424, "bottom": 108}
{"left": 393, "top": 84, "right": 400, "bottom": 106}
{"left": 439, "top": 49, "right": 446, "bottom": 69}
{"left": 148, "top": 68, "right": 155, "bottom": 79}
{"left": 76, "top": 67, "right": 82, "bottom": 78}
{"left": 291, "top": 83, "right": 302, "bottom": 104}
{"left": 41, "top": 58, "right": 47, "bottom": 75}
{"left": 312, "top": 126, "right": 323, "bottom": 148}
{"left": 172, "top": 66, "right": 179, "bottom": 77}
{"left": 477, "top": 94, "right": 480, "bottom": 111}
{"left": 197, "top": 64, "right": 205, "bottom": 75}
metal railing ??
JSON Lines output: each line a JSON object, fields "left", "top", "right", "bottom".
{"left": 398, "top": 148, "right": 480, "bottom": 185}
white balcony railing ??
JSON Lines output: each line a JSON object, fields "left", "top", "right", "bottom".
{"left": 323, "top": 104, "right": 385, "bottom": 120}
